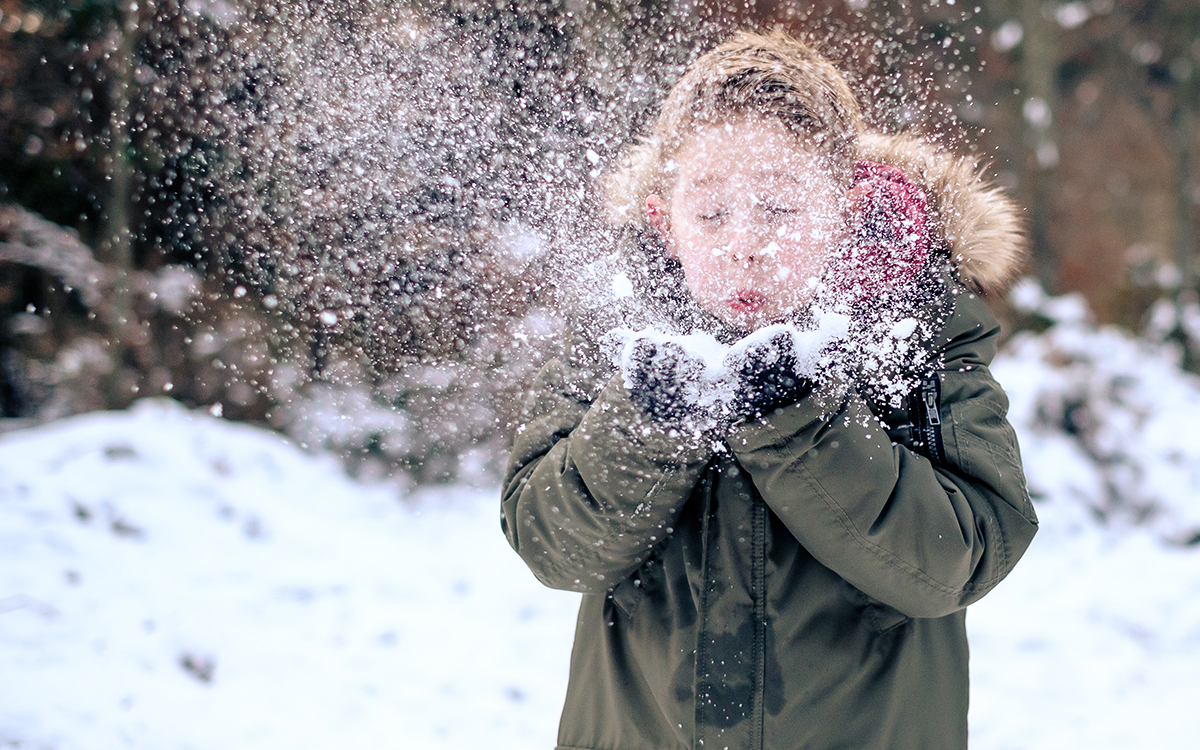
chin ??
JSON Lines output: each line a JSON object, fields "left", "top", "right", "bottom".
{"left": 724, "top": 310, "right": 770, "bottom": 331}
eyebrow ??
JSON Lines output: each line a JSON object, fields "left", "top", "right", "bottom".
{"left": 683, "top": 170, "right": 809, "bottom": 190}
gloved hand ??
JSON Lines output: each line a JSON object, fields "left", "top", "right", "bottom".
{"left": 722, "top": 328, "right": 813, "bottom": 419}
{"left": 827, "top": 160, "right": 931, "bottom": 303}
{"left": 623, "top": 337, "right": 708, "bottom": 425}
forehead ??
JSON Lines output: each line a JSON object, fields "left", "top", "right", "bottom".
{"left": 671, "top": 116, "right": 832, "bottom": 191}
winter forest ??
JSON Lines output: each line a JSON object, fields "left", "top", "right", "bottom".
{"left": 2, "top": 0, "right": 1200, "bottom": 747}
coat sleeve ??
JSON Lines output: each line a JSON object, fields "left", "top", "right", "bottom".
{"left": 726, "top": 293, "right": 1038, "bottom": 618}
{"left": 501, "top": 357, "right": 714, "bottom": 593}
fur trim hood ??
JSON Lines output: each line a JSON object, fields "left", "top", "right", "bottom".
{"left": 605, "top": 130, "right": 1027, "bottom": 297}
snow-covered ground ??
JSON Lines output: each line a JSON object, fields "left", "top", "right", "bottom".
{"left": 3, "top": 307, "right": 1200, "bottom": 749}
{"left": 0, "top": 400, "right": 579, "bottom": 749}
{"left": 970, "top": 296, "right": 1200, "bottom": 750}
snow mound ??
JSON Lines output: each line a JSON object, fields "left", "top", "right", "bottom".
{"left": 965, "top": 285, "right": 1200, "bottom": 749}
{"left": 0, "top": 399, "right": 578, "bottom": 749}
{"left": 997, "top": 286, "right": 1200, "bottom": 544}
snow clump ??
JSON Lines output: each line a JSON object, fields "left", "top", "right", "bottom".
{"left": 606, "top": 308, "right": 851, "bottom": 417}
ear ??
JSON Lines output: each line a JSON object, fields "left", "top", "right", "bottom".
{"left": 646, "top": 194, "right": 672, "bottom": 252}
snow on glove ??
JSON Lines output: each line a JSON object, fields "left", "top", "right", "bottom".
{"left": 827, "top": 160, "right": 931, "bottom": 304}
{"left": 723, "top": 328, "right": 814, "bottom": 419}
{"left": 623, "top": 337, "right": 708, "bottom": 424}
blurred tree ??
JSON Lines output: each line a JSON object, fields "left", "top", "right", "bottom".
{"left": 1158, "top": 0, "right": 1200, "bottom": 368}
{"left": 1016, "top": 0, "right": 1061, "bottom": 291}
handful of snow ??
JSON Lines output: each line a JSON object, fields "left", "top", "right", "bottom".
{"left": 605, "top": 309, "right": 850, "bottom": 419}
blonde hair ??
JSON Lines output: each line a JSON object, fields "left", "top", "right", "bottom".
{"left": 605, "top": 30, "right": 864, "bottom": 225}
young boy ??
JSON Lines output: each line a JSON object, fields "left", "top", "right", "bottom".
{"left": 502, "top": 30, "right": 1037, "bottom": 750}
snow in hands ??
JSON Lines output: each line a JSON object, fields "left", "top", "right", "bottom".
{"left": 607, "top": 308, "right": 851, "bottom": 430}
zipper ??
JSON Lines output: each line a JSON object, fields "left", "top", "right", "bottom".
{"left": 913, "top": 374, "right": 948, "bottom": 465}
{"left": 693, "top": 463, "right": 717, "bottom": 746}
{"left": 751, "top": 490, "right": 767, "bottom": 749}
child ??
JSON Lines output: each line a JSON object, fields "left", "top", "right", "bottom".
{"left": 502, "top": 30, "right": 1037, "bottom": 750}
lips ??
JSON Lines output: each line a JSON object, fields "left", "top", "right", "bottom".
{"left": 728, "top": 289, "right": 767, "bottom": 314}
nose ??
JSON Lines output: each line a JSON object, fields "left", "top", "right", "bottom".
{"left": 728, "top": 245, "right": 755, "bottom": 263}
{"left": 725, "top": 220, "right": 771, "bottom": 264}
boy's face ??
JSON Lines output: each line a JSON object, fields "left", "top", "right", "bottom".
{"left": 647, "top": 115, "right": 847, "bottom": 330}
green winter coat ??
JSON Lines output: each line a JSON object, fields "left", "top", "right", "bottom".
{"left": 501, "top": 134, "right": 1038, "bottom": 750}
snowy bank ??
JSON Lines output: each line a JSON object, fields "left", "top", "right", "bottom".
{"left": 970, "top": 290, "right": 1200, "bottom": 749}
{"left": 0, "top": 399, "right": 578, "bottom": 749}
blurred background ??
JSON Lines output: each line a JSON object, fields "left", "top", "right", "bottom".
{"left": 2, "top": 0, "right": 1197, "bottom": 486}
{"left": 3, "top": 3, "right": 1200, "bottom": 748}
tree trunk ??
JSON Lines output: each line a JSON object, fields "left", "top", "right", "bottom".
{"left": 1017, "top": 0, "right": 1058, "bottom": 292}
{"left": 101, "top": 0, "right": 139, "bottom": 406}
{"left": 1171, "top": 46, "right": 1198, "bottom": 371}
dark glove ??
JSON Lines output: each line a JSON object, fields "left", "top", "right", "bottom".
{"left": 623, "top": 337, "right": 707, "bottom": 424}
{"left": 723, "top": 329, "right": 813, "bottom": 419}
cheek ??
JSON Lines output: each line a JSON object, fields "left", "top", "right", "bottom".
{"left": 771, "top": 228, "right": 840, "bottom": 287}
{"left": 775, "top": 225, "right": 835, "bottom": 265}
{"left": 781, "top": 247, "right": 832, "bottom": 283}
{"left": 674, "top": 249, "right": 735, "bottom": 305}
{"left": 678, "top": 254, "right": 724, "bottom": 291}
{"left": 672, "top": 229, "right": 721, "bottom": 278}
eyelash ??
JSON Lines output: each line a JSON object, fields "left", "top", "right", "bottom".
{"left": 697, "top": 207, "right": 797, "bottom": 222}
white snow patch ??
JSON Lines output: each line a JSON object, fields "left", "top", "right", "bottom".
{"left": 1010, "top": 277, "right": 1090, "bottom": 324}
{"left": 0, "top": 399, "right": 578, "bottom": 749}
{"left": 611, "top": 272, "right": 634, "bottom": 299}
{"left": 969, "top": 288, "right": 1200, "bottom": 749}
{"left": 889, "top": 317, "right": 918, "bottom": 340}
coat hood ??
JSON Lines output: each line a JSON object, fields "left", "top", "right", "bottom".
{"left": 856, "top": 131, "right": 1027, "bottom": 296}
{"left": 604, "top": 129, "right": 1028, "bottom": 298}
